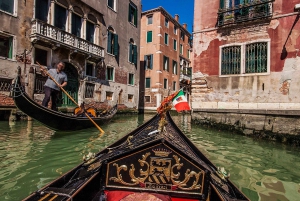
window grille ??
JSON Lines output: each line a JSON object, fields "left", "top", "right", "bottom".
{"left": 85, "top": 83, "right": 95, "bottom": 98}
{"left": 221, "top": 46, "right": 241, "bottom": 75}
{"left": 34, "top": 74, "right": 47, "bottom": 94}
{"left": 245, "top": 42, "right": 268, "bottom": 73}
{"left": 0, "top": 78, "right": 13, "bottom": 92}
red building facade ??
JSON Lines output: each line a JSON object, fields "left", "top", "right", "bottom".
{"left": 192, "top": 0, "right": 300, "bottom": 110}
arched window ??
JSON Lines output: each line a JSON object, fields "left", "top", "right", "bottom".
{"left": 86, "top": 14, "right": 97, "bottom": 43}
{"left": 71, "top": 6, "right": 83, "bottom": 37}
{"left": 107, "top": 27, "right": 118, "bottom": 56}
{"left": 128, "top": 38, "right": 137, "bottom": 64}
{"left": 54, "top": 0, "right": 68, "bottom": 30}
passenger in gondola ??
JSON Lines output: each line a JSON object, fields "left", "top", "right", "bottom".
{"left": 41, "top": 61, "right": 68, "bottom": 111}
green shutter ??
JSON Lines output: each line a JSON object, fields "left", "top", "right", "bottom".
{"left": 134, "top": 8, "right": 137, "bottom": 26}
{"left": 133, "top": 45, "right": 137, "bottom": 64}
{"left": 220, "top": 0, "right": 224, "bottom": 9}
{"left": 150, "top": 54, "right": 153, "bottom": 69}
{"left": 147, "top": 31, "right": 152, "bottom": 43}
{"left": 107, "top": 32, "right": 112, "bottom": 53}
{"left": 129, "top": 43, "right": 133, "bottom": 62}
{"left": 113, "top": 34, "right": 118, "bottom": 56}
{"left": 128, "top": 4, "right": 131, "bottom": 22}
{"left": 8, "top": 37, "right": 13, "bottom": 59}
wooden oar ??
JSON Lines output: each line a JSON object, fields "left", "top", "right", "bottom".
{"left": 37, "top": 62, "right": 105, "bottom": 134}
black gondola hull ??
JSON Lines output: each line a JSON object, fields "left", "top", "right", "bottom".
{"left": 12, "top": 75, "right": 117, "bottom": 131}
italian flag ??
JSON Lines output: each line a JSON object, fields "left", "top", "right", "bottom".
{"left": 172, "top": 90, "right": 191, "bottom": 112}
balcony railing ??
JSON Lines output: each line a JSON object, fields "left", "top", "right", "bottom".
{"left": 31, "top": 19, "right": 104, "bottom": 58}
{"left": 0, "top": 78, "right": 13, "bottom": 92}
{"left": 180, "top": 67, "right": 192, "bottom": 82}
{"left": 217, "top": 0, "right": 274, "bottom": 27}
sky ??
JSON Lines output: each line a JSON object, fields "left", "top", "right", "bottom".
{"left": 141, "top": 0, "right": 194, "bottom": 33}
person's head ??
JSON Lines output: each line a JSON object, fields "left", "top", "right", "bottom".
{"left": 57, "top": 62, "right": 65, "bottom": 72}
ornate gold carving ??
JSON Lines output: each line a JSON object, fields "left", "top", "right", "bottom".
{"left": 152, "top": 148, "right": 172, "bottom": 157}
{"left": 109, "top": 150, "right": 203, "bottom": 191}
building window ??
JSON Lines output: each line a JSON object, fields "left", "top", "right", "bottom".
{"left": 107, "top": 28, "right": 118, "bottom": 56}
{"left": 128, "top": 3, "right": 137, "bottom": 26}
{"left": 54, "top": 3, "right": 67, "bottom": 31}
{"left": 128, "top": 73, "right": 134, "bottom": 85}
{"left": 128, "top": 94, "right": 133, "bottom": 102}
{"left": 86, "top": 19, "right": 95, "bottom": 43}
{"left": 147, "top": 15, "right": 153, "bottom": 25}
{"left": 85, "top": 62, "right": 95, "bottom": 77}
{"left": 164, "top": 33, "right": 168, "bottom": 45}
{"left": 129, "top": 39, "right": 137, "bottom": 64}
{"left": 180, "top": 31, "right": 185, "bottom": 41}
{"left": 145, "top": 96, "right": 151, "bottom": 103}
{"left": 164, "top": 78, "right": 168, "bottom": 89}
{"left": 107, "top": 0, "right": 116, "bottom": 11}
{"left": 71, "top": 13, "right": 82, "bottom": 37}
{"left": 174, "top": 26, "right": 177, "bottom": 35}
{"left": 187, "top": 49, "right": 190, "bottom": 59}
{"left": 0, "top": 35, "right": 13, "bottom": 59}
{"left": 163, "top": 56, "right": 169, "bottom": 71}
{"left": 0, "top": 0, "right": 14, "bottom": 14}
{"left": 180, "top": 44, "right": 183, "bottom": 55}
{"left": 145, "top": 78, "right": 150, "bottom": 88}
{"left": 172, "top": 60, "right": 177, "bottom": 75}
{"left": 220, "top": 41, "right": 269, "bottom": 75}
{"left": 144, "top": 54, "right": 153, "bottom": 70}
{"left": 147, "top": 31, "right": 152, "bottom": 43}
{"left": 106, "top": 66, "right": 114, "bottom": 81}
{"left": 173, "top": 81, "right": 176, "bottom": 91}
{"left": 173, "top": 39, "right": 177, "bottom": 50}
{"left": 85, "top": 83, "right": 95, "bottom": 98}
{"left": 165, "top": 18, "right": 169, "bottom": 27}
{"left": 35, "top": 0, "right": 49, "bottom": 22}
{"left": 34, "top": 47, "right": 48, "bottom": 66}
{"left": 106, "top": 91, "right": 113, "bottom": 101}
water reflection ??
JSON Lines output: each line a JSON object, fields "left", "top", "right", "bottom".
{"left": 0, "top": 113, "right": 300, "bottom": 201}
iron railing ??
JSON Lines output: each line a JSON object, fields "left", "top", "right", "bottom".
{"left": 180, "top": 67, "right": 192, "bottom": 81}
{"left": 0, "top": 78, "right": 13, "bottom": 91}
{"left": 85, "top": 83, "right": 95, "bottom": 98}
{"left": 217, "top": 0, "right": 274, "bottom": 27}
{"left": 34, "top": 74, "right": 47, "bottom": 94}
{"left": 221, "top": 46, "right": 241, "bottom": 75}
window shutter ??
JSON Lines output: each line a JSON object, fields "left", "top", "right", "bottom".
{"left": 133, "top": 45, "right": 137, "bottom": 64}
{"left": 107, "top": 32, "right": 112, "bottom": 53}
{"left": 8, "top": 37, "right": 13, "bottom": 59}
{"left": 134, "top": 8, "right": 137, "bottom": 26}
{"left": 113, "top": 34, "right": 119, "bottom": 56}
{"left": 144, "top": 55, "right": 148, "bottom": 69}
{"left": 150, "top": 55, "right": 153, "bottom": 69}
{"left": 36, "top": 0, "right": 48, "bottom": 21}
{"left": 220, "top": 0, "right": 224, "bottom": 9}
{"left": 128, "top": 4, "right": 131, "bottom": 22}
{"left": 147, "top": 31, "right": 152, "bottom": 43}
{"left": 129, "top": 43, "right": 133, "bottom": 62}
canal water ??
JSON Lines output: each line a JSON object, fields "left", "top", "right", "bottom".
{"left": 0, "top": 113, "right": 300, "bottom": 201}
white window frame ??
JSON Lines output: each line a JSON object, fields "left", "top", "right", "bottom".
{"left": 165, "top": 18, "right": 169, "bottom": 28}
{"left": 128, "top": 73, "right": 134, "bottom": 85}
{"left": 147, "top": 15, "right": 153, "bottom": 25}
{"left": 33, "top": 45, "right": 52, "bottom": 66}
{"left": 0, "top": 32, "right": 16, "bottom": 61}
{"left": 173, "top": 39, "right": 177, "bottom": 51}
{"left": 85, "top": 61, "right": 96, "bottom": 78}
{"left": 106, "top": 66, "right": 115, "bottom": 81}
{"left": 107, "top": 0, "right": 117, "bottom": 11}
{"left": 145, "top": 95, "right": 151, "bottom": 103}
{"left": 0, "top": 0, "right": 18, "bottom": 16}
{"left": 174, "top": 26, "right": 177, "bottom": 35}
{"left": 219, "top": 39, "right": 270, "bottom": 77}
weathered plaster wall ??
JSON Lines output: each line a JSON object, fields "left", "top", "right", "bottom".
{"left": 192, "top": 0, "right": 300, "bottom": 110}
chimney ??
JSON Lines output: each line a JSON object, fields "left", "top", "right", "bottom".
{"left": 175, "top": 14, "right": 179, "bottom": 22}
{"left": 183, "top": 23, "right": 187, "bottom": 29}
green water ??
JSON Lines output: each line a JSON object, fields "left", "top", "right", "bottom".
{"left": 0, "top": 113, "right": 299, "bottom": 201}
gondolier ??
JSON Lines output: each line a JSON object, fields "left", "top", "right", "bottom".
{"left": 41, "top": 61, "right": 68, "bottom": 111}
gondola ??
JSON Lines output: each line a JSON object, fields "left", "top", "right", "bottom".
{"left": 11, "top": 69, "right": 117, "bottom": 131}
{"left": 22, "top": 98, "right": 249, "bottom": 201}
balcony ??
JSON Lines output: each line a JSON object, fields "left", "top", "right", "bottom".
{"left": 217, "top": 0, "right": 274, "bottom": 27}
{"left": 30, "top": 19, "right": 104, "bottom": 58}
{"left": 180, "top": 67, "right": 192, "bottom": 83}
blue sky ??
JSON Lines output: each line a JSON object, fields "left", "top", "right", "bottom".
{"left": 141, "top": 0, "right": 194, "bottom": 33}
